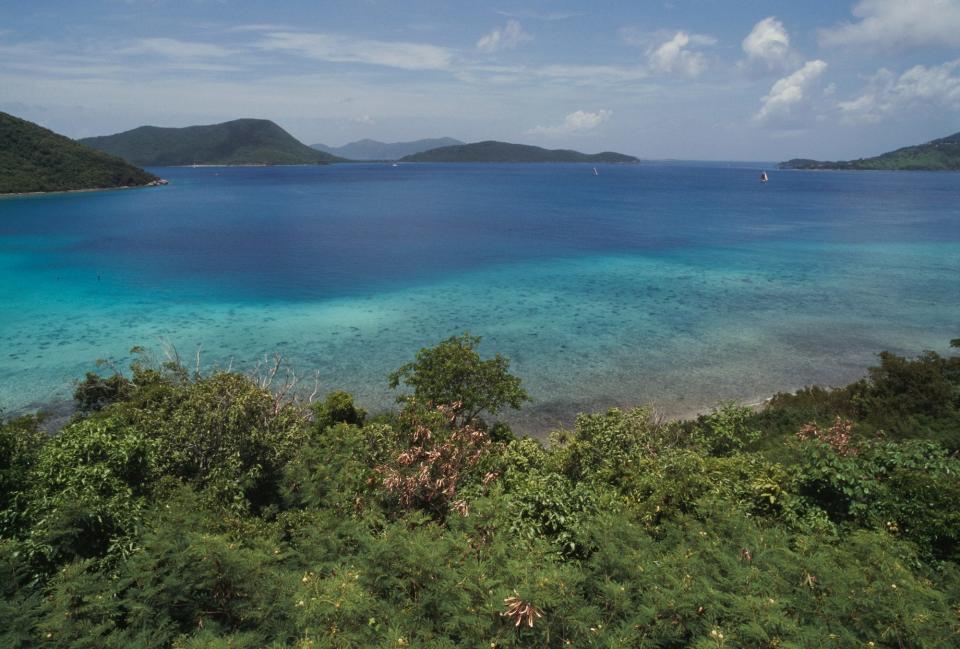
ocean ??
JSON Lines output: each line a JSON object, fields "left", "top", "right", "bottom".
{"left": 1, "top": 162, "right": 958, "bottom": 433}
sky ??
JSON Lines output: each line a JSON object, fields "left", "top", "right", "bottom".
{"left": 1, "top": 0, "right": 959, "bottom": 160}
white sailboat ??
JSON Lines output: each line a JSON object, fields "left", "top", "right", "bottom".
{"left": 593, "top": 167, "right": 598, "bottom": 176}
{"left": 760, "top": 171, "right": 769, "bottom": 183}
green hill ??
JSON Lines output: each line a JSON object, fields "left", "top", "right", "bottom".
{"left": 0, "top": 111, "right": 158, "bottom": 194}
{"left": 780, "top": 131, "right": 960, "bottom": 170}
{"left": 399, "top": 140, "right": 639, "bottom": 163}
{"left": 80, "top": 118, "right": 343, "bottom": 166}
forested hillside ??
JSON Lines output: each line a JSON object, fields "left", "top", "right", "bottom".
{"left": 0, "top": 112, "right": 157, "bottom": 194}
{"left": 80, "top": 119, "right": 342, "bottom": 166}
{"left": 2, "top": 334, "right": 959, "bottom": 647}
{"left": 400, "top": 140, "right": 639, "bottom": 163}
{"left": 780, "top": 131, "right": 960, "bottom": 170}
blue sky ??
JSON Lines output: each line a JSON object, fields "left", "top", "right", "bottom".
{"left": 2, "top": 0, "right": 959, "bottom": 160}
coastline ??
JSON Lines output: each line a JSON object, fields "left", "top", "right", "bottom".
{"left": 506, "top": 391, "right": 781, "bottom": 439}
{"left": 10, "top": 385, "right": 784, "bottom": 440}
{"left": 0, "top": 183, "right": 161, "bottom": 199}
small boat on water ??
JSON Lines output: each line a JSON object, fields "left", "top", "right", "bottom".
{"left": 593, "top": 167, "right": 599, "bottom": 176}
{"left": 760, "top": 171, "right": 769, "bottom": 183}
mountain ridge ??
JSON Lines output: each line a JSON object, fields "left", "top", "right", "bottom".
{"left": 311, "top": 137, "right": 464, "bottom": 160}
{"left": 80, "top": 119, "right": 342, "bottom": 166}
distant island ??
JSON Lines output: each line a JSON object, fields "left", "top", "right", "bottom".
{"left": 80, "top": 118, "right": 343, "bottom": 167}
{"left": 0, "top": 111, "right": 158, "bottom": 194}
{"left": 399, "top": 140, "right": 639, "bottom": 163}
{"left": 780, "top": 131, "right": 960, "bottom": 171}
{"left": 311, "top": 137, "right": 464, "bottom": 161}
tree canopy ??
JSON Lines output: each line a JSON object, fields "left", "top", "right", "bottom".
{"left": 388, "top": 333, "right": 529, "bottom": 425}
{"left": 2, "top": 336, "right": 959, "bottom": 647}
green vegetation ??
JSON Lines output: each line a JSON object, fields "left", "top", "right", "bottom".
{"left": 80, "top": 119, "right": 344, "bottom": 167}
{"left": 3, "top": 336, "right": 960, "bottom": 647}
{"left": 399, "top": 140, "right": 639, "bottom": 163}
{"left": 0, "top": 112, "right": 158, "bottom": 194}
{"left": 311, "top": 138, "right": 464, "bottom": 161}
{"left": 780, "top": 131, "right": 960, "bottom": 171}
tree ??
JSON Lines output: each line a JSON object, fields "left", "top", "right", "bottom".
{"left": 388, "top": 333, "right": 529, "bottom": 426}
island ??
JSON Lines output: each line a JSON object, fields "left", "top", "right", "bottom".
{"left": 0, "top": 111, "right": 159, "bottom": 194}
{"left": 398, "top": 140, "right": 639, "bottom": 163}
{"left": 311, "top": 137, "right": 464, "bottom": 161}
{"left": 79, "top": 118, "right": 344, "bottom": 167}
{"left": 780, "top": 130, "right": 960, "bottom": 171}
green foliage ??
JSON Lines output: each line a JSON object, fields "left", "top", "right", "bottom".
{"left": 791, "top": 436, "right": 960, "bottom": 560}
{"left": 388, "top": 333, "right": 529, "bottom": 425}
{"left": 74, "top": 370, "right": 135, "bottom": 413}
{"left": 550, "top": 406, "right": 679, "bottom": 485}
{"left": 20, "top": 415, "right": 157, "bottom": 570}
{"left": 79, "top": 118, "right": 342, "bottom": 166}
{"left": 693, "top": 401, "right": 763, "bottom": 456}
{"left": 0, "top": 111, "right": 157, "bottom": 194}
{"left": 312, "top": 390, "right": 367, "bottom": 432}
{"left": 780, "top": 130, "right": 960, "bottom": 170}
{"left": 143, "top": 371, "right": 308, "bottom": 512}
{"left": 4, "top": 338, "right": 960, "bottom": 647}
{"left": 0, "top": 414, "right": 46, "bottom": 526}
{"left": 764, "top": 343, "right": 960, "bottom": 450}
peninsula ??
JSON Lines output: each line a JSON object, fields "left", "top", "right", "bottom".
{"left": 399, "top": 140, "right": 639, "bottom": 163}
{"left": 0, "top": 111, "right": 158, "bottom": 194}
{"left": 780, "top": 130, "right": 960, "bottom": 171}
{"left": 80, "top": 118, "right": 343, "bottom": 167}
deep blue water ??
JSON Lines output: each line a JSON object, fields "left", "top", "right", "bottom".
{"left": 1, "top": 163, "right": 958, "bottom": 432}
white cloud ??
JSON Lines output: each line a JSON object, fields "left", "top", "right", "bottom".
{"left": 756, "top": 60, "right": 828, "bottom": 123}
{"left": 255, "top": 31, "right": 454, "bottom": 70}
{"left": 838, "top": 59, "right": 960, "bottom": 123}
{"left": 526, "top": 109, "right": 612, "bottom": 136}
{"left": 476, "top": 20, "right": 533, "bottom": 53}
{"left": 624, "top": 30, "right": 716, "bottom": 78}
{"left": 740, "top": 17, "right": 797, "bottom": 73}
{"left": 535, "top": 64, "right": 649, "bottom": 84}
{"left": 119, "top": 38, "right": 236, "bottom": 59}
{"left": 820, "top": 0, "right": 960, "bottom": 50}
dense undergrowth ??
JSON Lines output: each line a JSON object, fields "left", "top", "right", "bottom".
{"left": 2, "top": 334, "right": 959, "bottom": 648}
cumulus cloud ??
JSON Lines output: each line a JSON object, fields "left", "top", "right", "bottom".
{"left": 527, "top": 109, "right": 612, "bottom": 136}
{"left": 621, "top": 29, "right": 715, "bottom": 78}
{"left": 820, "top": 0, "right": 960, "bottom": 50}
{"left": 476, "top": 20, "right": 533, "bottom": 53}
{"left": 255, "top": 31, "right": 454, "bottom": 70}
{"left": 645, "top": 31, "right": 715, "bottom": 77}
{"left": 740, "top": 17, "right": 797, "bottom": 73}
{"left": 838, "top": 59, "right": 960, "bottom": 123}
{"left": 756, "top": 60, "right": 828, "bottom": 123}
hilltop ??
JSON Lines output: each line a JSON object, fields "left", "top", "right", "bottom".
{"left": 80, "top": 118, "right": 343, "bottom": 166}
{"left": 0, "top": 111, "right": 158, "bottom": 194}
{"left": 311, "top": 137, "right": 463, "bottom": 160}
{"left": 780, "top": 131, "right": 960, "bottom": 171}
{"left": 399, "top": 140, "right": 639, "bottom": 163}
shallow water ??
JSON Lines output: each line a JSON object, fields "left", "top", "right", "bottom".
{"left": 1, "top": 163, "right": 958, "bottom": 433}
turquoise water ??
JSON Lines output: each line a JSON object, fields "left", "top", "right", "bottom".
{"left": 2, "top": 163, "right": 959, "bottom": 432}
